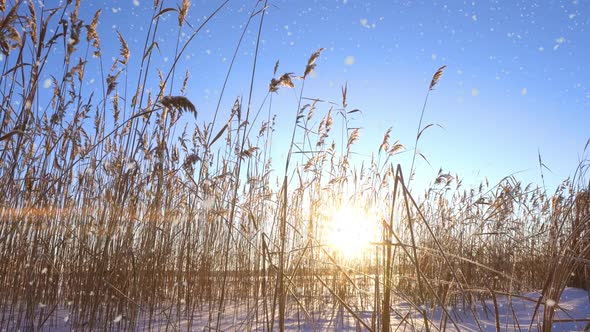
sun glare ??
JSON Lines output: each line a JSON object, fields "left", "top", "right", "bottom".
{"left": 325, "top": 206, "right": 379, "bottom": 260}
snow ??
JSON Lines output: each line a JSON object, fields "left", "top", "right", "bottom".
{"left": 344, "top": 56, "right": 355, "bottom": 66}
{"left": 426, "top": 288, "right": 590, "bottom": 331}
{"left": 2, "top": 288, "right": 587, "bottom": 331}
{"left": 42, "top": 78, "right": 52, "bottom": 89}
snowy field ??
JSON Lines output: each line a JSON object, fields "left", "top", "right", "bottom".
{"left": 2, "top": 287, "right": 588, "bottom": 331}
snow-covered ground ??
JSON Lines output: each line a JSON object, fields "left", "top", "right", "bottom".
{"left": 421, "top": 287, "right": 590, "bottom": 332}
{"left": 286, "top": 287, "right": 590, "bottom": 331}
{"left": 2, "top": 288, "right": 588, "bottom": 331}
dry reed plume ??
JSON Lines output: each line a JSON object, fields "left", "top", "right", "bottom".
{"left": 0, "top": 1, "right": 588, "bottom": 331}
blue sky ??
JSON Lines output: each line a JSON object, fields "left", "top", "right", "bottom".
{"left": 27, "top": 0, "right": 590, "bottom": 192}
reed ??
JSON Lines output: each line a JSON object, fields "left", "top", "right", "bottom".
{"left": 0, "top": 1, "right": 588, "bottom": 330}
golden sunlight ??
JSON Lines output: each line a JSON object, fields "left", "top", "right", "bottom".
{"left": 325, "top": 206, "right": 380, "bottom": 260}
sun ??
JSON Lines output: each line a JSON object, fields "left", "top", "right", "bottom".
{"left": 325, "top": 206, "right": 379, "bottom": 260}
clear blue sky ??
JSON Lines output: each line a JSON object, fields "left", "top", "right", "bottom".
{"left": 31, "top": 0, "right": 590, "bottom": 192}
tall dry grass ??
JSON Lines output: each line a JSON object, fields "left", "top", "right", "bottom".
{"left": 0, "top": 1, "right": 588, "bottom": 331}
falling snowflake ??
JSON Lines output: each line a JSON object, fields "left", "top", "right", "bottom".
{"left": 471, "top": 88, "right": 479, "bottom": 96}
{"left": 344, "top": 56, "right": 355, "bottom": 65}
{"left": 554, "top": 37, "right": 566, "bottom": 50}
{"left": 43, "top": 78, "right": 52, "bottom": 89}
{"left": 203, "top": 196, "right": 215, "bottom": 210}
{"left": 125, "top": 161, "right": 137, "bottom": 173}
{"left": 133, "top": 0, "right": 140, "bottom": 6}
{"left": 521, "top": 88, "right": 527, "bottom": 95}
{"left": 114, "top": 314, "right": 123, "bottom": 323}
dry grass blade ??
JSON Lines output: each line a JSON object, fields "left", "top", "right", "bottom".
{"left": 342, "top": 83, "right": 348, "bottom": 107}
{"left": 155, "top": 7, "right": 177, "bottom": 20}
{"left": 429, "top": 65, "right": 447, "bottom": 90}
{"left": 160, "top": 95, "right": 197, "bottom": 116}
{"left": 418, "top": 152, "right": 431, "bottom": 166}
{"left": 0, "top": 128, "right": 25, "bottom": 142}
{"left": 417, "top": 123, "right": 440, "bottom": 141}
{"left": 251, "top": 4, "right": 269, "bottom": 18}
